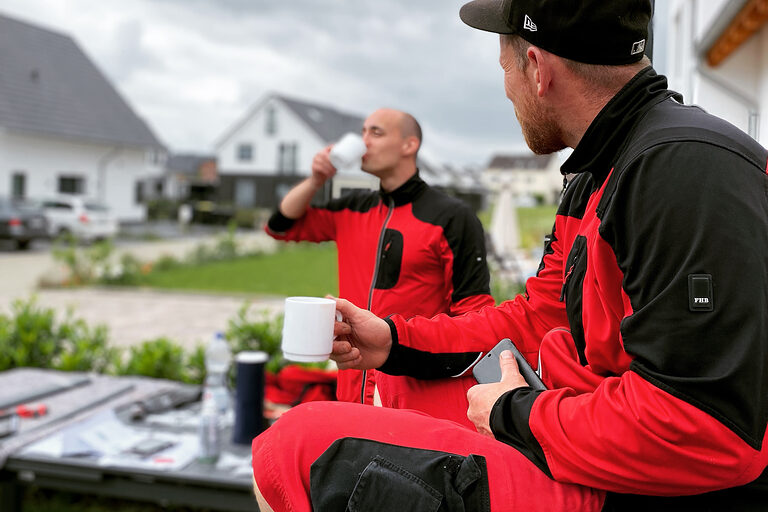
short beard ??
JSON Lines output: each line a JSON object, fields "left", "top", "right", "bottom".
{"left": 516, "top": 101, "right": 566, "bottom": 155}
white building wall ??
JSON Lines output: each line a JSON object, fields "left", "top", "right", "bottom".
{"left": 668, "top": 0, "right": 766, "bottom": 146}
{"left": 758, "top": 28, "right": 768, "bottom": 146}
{"left": 0, "top": 131, "right": 160, "bottom": 221}
{"left": 217, "top": 97, "right": 326, "bottom": 176}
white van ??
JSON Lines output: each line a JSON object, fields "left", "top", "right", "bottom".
{"left": 42, "top": 196, "right": 119, "bottom": 242}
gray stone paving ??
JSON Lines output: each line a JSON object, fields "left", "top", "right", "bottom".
{"left": 0, "top": 232, "right": 284, "bottom": 350}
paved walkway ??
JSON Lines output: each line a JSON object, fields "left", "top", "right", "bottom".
{"left": 0, "top": 232, "right": 284, "bottom": 350}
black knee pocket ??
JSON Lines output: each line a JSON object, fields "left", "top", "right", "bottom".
{"left": 310, "top": 438, "right": 491, "bottom": 512}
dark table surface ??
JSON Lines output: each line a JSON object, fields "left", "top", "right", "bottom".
{"left": 0, "top": 368, "right": 260, "bottom": 511}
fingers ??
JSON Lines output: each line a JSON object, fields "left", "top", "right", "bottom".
{"left": 498, "top": 350, "right": 530, "bottom": 390}
{"left": 311, "top": 148, "right": 336, "bottom": 182}
{"left": 334, "top": 321, "right": 351, "bottom": 337}
{"left": 330, "top": 340, "right": 361, "bottom": 368}
{"left": 333, "top": 297, "right": 358, "bottom": 318}
{"left": 498, "top": 350, "right": 520, "bottom": 381}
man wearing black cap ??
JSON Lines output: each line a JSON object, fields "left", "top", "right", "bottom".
{"left": 251, "top": 1, "right": 768, "bottom": 510}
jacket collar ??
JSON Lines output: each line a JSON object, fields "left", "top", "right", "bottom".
{"left": 561, "top": 66, "right": 681, "bottom": 183}
{"left": 379, "top": 171, "right": 428, "bottom": 206}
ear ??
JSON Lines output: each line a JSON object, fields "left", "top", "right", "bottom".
{"left": 527, "top": 47, "right": 552, "bottom": 98}
{"left": 401, "top": 136, "right": 419, "bottom": 157}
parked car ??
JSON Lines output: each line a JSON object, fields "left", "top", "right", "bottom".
{"left": 41, "top": 196, "right": 119, "bottom": 242}
{"left": 0, "top": 197, "right": 49, "bottom": 250}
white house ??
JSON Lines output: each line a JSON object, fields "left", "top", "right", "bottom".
{"left": 214, "top": 93, "right": 476, "bottom": 210}
{"left": 481, "top": 154, "right": 563, "bottom": 205}
{"left": 666, "top": 0, "right": 768, "bottom": 148}
{"left": 0, "top": 14, "right": 166, "bottom": 222}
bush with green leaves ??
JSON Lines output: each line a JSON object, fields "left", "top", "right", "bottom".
{"left": 226, "top": 304, "right": 284, "bottom": 374}
{"left": 51, "top": 237, "right": 117, "bottom": 286}
{"left": 0, "top": 297, "right": 117, "bottom": 373}
{"left": 116, "top": 338, "right": 189, "bottom": 382}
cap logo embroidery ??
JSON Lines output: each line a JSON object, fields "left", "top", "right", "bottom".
{"left": 631, "top": 39, "right": 646, "bottom": 55}
{"left": 523, "top": 14, "right": 537, "bottom": 32}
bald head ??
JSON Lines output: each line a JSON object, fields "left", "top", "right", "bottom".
{"left": 365, "top": 108, "right": 422, "bottom": 159}
{"left": 399, "top": 112, "right": 422, "bottom": 153}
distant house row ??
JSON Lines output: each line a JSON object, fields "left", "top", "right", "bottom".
{"left": 143, "top": 92, "right": 564, "bottom": 214}
{"left": 0, "top": 12, "right": 580, "bottom": 225}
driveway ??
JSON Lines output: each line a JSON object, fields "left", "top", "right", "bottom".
{"left": 0, "top": 231, "right": 284, "bottom": 350}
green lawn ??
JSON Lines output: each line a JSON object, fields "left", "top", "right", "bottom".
{"left": 133, "top": 208, "right": 556, "bottom": 297}
{"left": 140, "top": 242, "right": 338, "bottom": 297}
{"left": 517, "top": 206, "right": 557, "bottom": 249}
{"left": 479, "top": 204, "right": 558, "bottom": 250}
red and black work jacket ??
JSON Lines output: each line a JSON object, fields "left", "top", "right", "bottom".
{"left": 266, "top": 173, "right": 494, "bottom": 403}
{"left": 380, "top": 68, "right": 768, "bottom": 510}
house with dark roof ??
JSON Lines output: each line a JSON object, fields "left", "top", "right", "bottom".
{"left": 482, "top": 153, "right": 563, "bottom": 205}
{"left": 214, "top": 93, "right": 470, "bottom": 210}
{"left": 142, "top": 153, "right": 217, "bottom": 203}
{"left": 0, "top": 13, "right": 166, "bottom": 221}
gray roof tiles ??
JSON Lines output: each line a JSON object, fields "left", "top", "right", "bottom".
{"left": 166, "top": 153, "right": 215, "bottom": 176}
{"left": 277, "top": 95, "right": 365, "bottom": 144}
{"left": 0, "top": 13, "right": 164, "bottom": 149}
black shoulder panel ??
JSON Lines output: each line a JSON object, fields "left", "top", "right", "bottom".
{"left": 323, "top": 189, "right": 381, "bottom": 213}
{"left": 598, "top": 97, "right": 768, "bottom": 448}
{"left": 410, "top": 188, "right": 491, "bottom": 302}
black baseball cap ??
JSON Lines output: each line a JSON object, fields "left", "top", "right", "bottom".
{"left": 459, "top": 0, "right": 652, "bottom": 65}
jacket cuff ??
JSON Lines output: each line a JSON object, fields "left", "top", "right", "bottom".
{"left": 377, "top": 316, "right": 482, "bottom": 379}
{"left": 490, "top": 388, "right": 552, "bottom": 478}
{"left": 377, "top": 317, "right": 402, "bottom": 374}
{"left": 266, "top": 210, "right": 296, "bottom": 233}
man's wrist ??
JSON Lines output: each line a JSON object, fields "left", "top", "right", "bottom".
{"left": 308, "top": 175, "right": 326, "bottom": 189}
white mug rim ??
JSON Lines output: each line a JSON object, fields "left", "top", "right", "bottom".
{"left": 285, "top": 296, "right": 336, "bottom": 305}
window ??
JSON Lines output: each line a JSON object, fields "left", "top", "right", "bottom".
{"left": 278, "top": 142, "right": 298, "bottom": 174}
{"left": 58, "top": 175, "right": 85, "bottom": 194}
{"left": 266, "top": 106, "right": 277, "bottom": 135}
{"left": 11, "top": 172, "right": 26, "bottom": 199}
{"left": 237, "top": 143, "right": 253, "bottom": 161}
{"left": 135, "top": 181, "right": 144, "bottom": 203}
{"left": 235, "top": 179, "right": 256, "bottom": 207}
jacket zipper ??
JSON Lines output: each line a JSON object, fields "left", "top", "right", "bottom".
{"left": 560, "top": 241, "right": 585, "bottom": 302}
{"left": 361, "top": 196, "right": 395, "bottom": 403}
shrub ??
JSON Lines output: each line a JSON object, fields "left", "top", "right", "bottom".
{"left": 226, "top": 304, "right": 285, "bottom": 374}
{"left": 146, "top": 198, "right": 180, "bottom": 221}
{"left": 116, "top": 338, "right": 188, "bottom": 382}
{"left": 0, "top": 297, "right": 117, "bottom": 373}
{"left": 54, "top": 317, "right": 119, "bottom": 373}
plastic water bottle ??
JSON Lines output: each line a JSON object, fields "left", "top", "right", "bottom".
{"left": 198, "top": 393, "right": 220, "bottom": 463}
{"left": 205, "top": 331, "right": 232, "bottom": 416}
{"left": 198, "top": 331, "right": 232, "bottom": 462}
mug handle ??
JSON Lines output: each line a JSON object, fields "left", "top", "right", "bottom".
{"left": 333, "top": 310, "right": 343, "bottom": 340}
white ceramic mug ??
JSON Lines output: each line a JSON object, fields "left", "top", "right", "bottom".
{"left": 281, "top": 297, "right": 341, "bottom": 362}
{"left": 329, "top": 133, "right": 366, "bottom": 170}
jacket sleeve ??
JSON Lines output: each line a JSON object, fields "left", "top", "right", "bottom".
{"left": 492, "top": 142, "right": 768, "bottom": 495}
{"left": 379, "top": 208, "right": 570, "bottom": 379}
{"left": 264, "top": 207, "right": 337, "bottom": 242}
{"left": 442, "top": 203, "right": 495, "bottom": 315}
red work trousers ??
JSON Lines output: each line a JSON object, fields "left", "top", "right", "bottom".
{"left": 252, "top": 401, "right": 604, "bottom": 512}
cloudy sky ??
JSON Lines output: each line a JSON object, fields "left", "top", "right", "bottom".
{"left": 1, "top": 1, "right": 668, "bottom": 167}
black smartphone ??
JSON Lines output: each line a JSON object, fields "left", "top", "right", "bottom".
{"left": 472, "top": 338, "right": 547, "bottom": 391}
